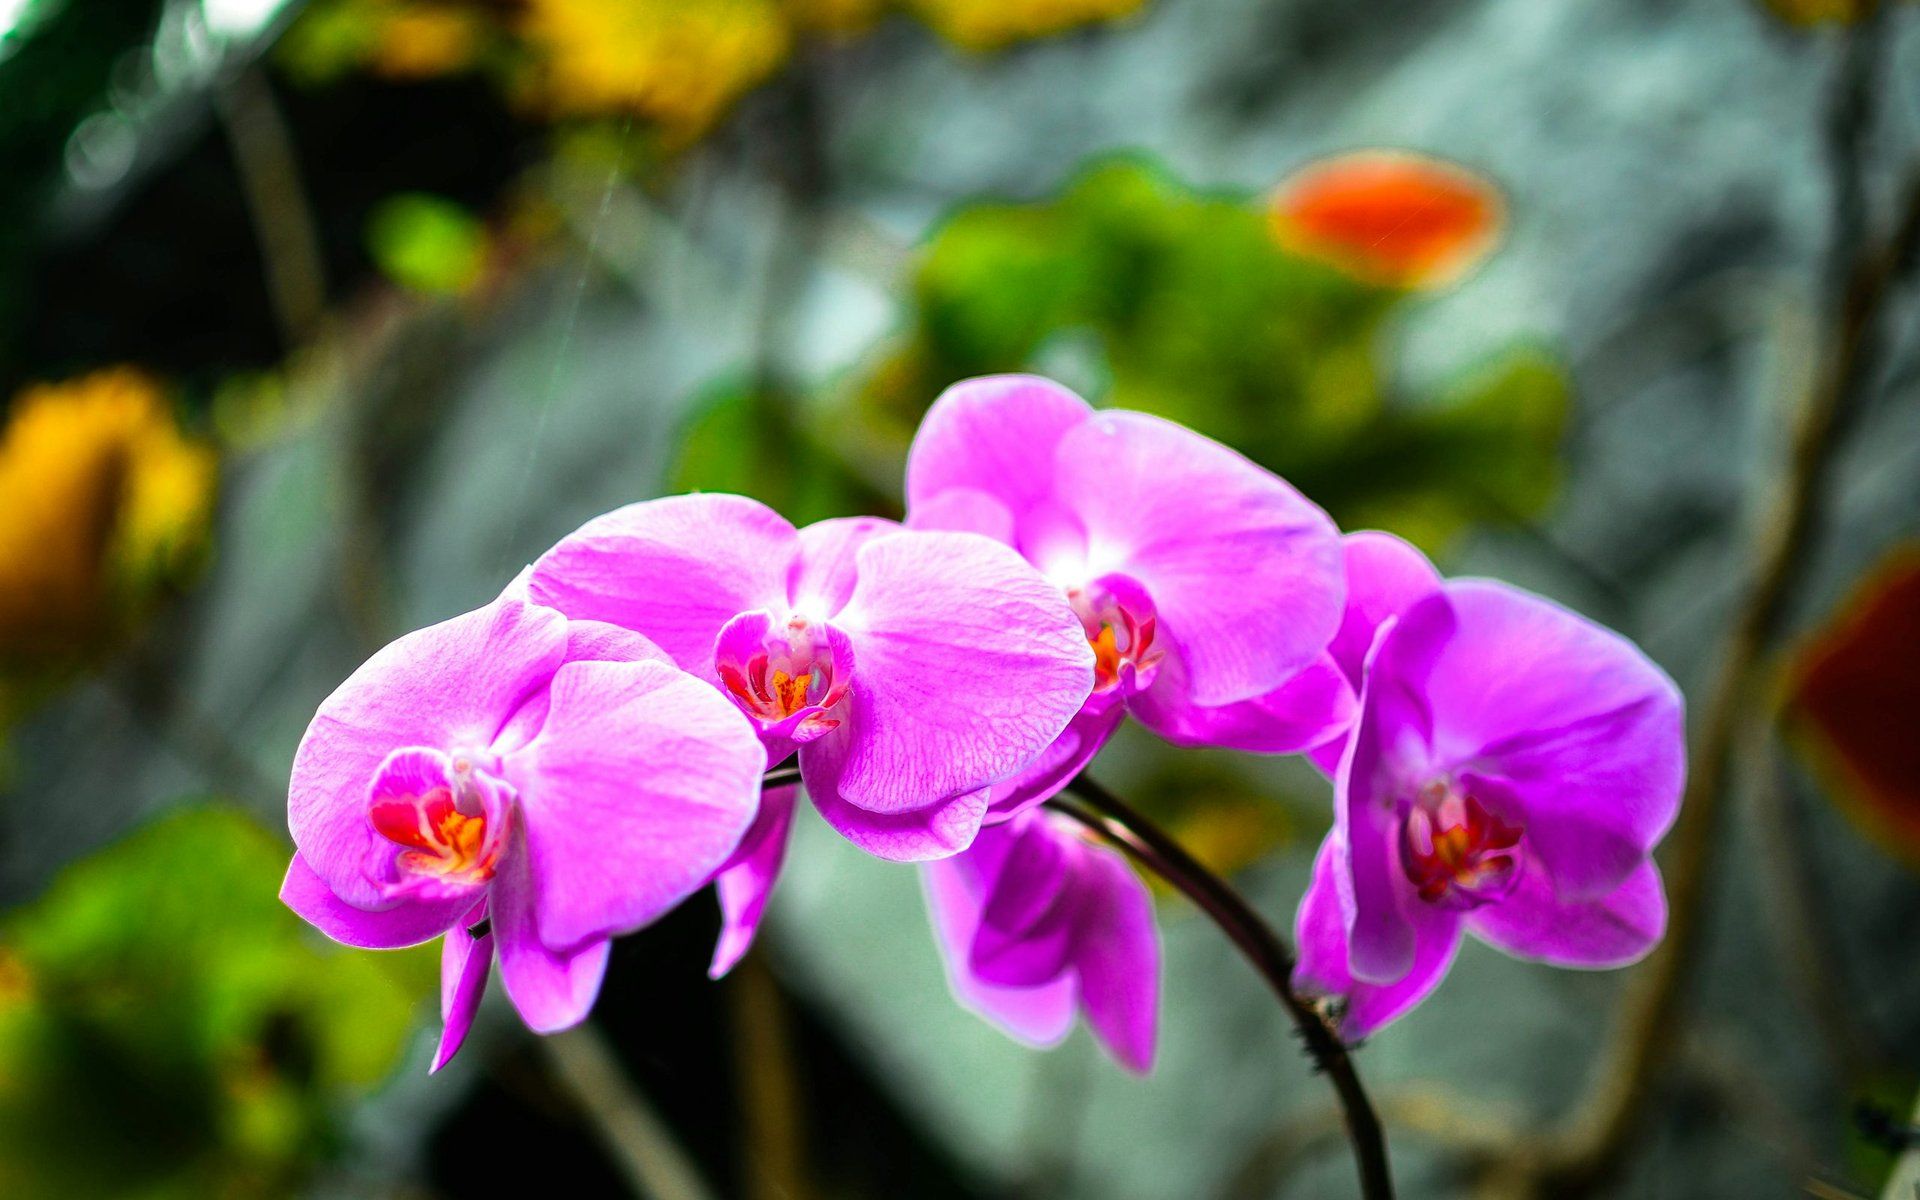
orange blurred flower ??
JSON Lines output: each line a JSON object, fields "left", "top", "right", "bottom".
{"left": 516, "top": 0, "right": 791, "bottom": 139}
{"left": 370, "top": 3, "right": 488, "bottom": 80}
{"left": 1269, "top": 149, "right": 1504, "bottom": 290}
{"left": 908, "top": 0, "right": 1147, "bottom": 50}
{"left": 1786, "top": 547, "right": 1920, "bottom": 865}
{"left": 0, "top": 369, "right": 215, "bottom": 675}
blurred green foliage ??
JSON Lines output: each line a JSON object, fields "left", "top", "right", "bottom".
{"left": 366, "top": 192, "right": 490, "bottom": 296}
{"left": 0, "top": 805, "right": 433, "bottom": 1197}
{"left": 849, "top": 159, "right": 1568, "bottom": 549}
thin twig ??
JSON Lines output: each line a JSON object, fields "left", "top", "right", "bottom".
{"left": 1050, "top": 775, "right": 1395, "bottom": 1200}
{"left": 726, "top": 953, "right": 814, "bottom": 1200}
{"left": 1490, "top": 16, "right": 1920, "bottom": 1193}
{"left": 540, "top": 1025, "right": 720, "bottom": 1200}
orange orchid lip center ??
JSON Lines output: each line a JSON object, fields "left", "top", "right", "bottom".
{"left": 1067, "top": 579, "right": 1162, "bottom": 694}
{"left": 1401, "top": 786, "right": 1523, "bottom": 909}
{"left": 371, "top": 784, "right": 500, "bottom": 885}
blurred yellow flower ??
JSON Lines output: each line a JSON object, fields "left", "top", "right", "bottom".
{"left": 1761, "top": 0, "right": 1883, "bottom": 24}
{"left": 0, "top": 369, "right": 215, "bottom": 672}
{"left": 908, "top": 0, "right": 1147, "bottom": 50}
{"left": 517, "top": 0, "right": 792, "bottom": 139}
{"left": 370, "top": 3, "right": 488, "bottom": 79}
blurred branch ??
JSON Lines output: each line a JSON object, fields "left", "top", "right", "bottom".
{"left": 216, "top": 65, "right": 327, "bottom": 346}
{"left": 540, "top": 1025, "right": 719, "bottom": 1200}
{"left": 726, "top": 953, "right": 813, "bottom": 1200}
{"left": 1226, "top": 1084, "right": 1517, "bottom": 1200}
{"left": 1482, "top": 10, "right": 1920, "bottom": 1193}
{"left": 1051, "top": 776, "right": 1395, "bottom": 1200}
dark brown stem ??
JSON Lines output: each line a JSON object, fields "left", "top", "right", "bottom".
{"left": 762, "top": 762, "right": 802, "bottom": 789}
{"left": 1050, "top": 775, "right": 1394, "bottom": 1200}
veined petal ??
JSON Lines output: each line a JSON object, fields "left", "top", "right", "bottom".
{"left": 1466, "top": 857, "right": 1666, "bottom": 968}
{"left": 904, "top": 374, "right": 1093, "bottom": 527}
{"left": 791, "top": 517, "right": 900, "bottom": 617}
{"left": 489, "top": 839, "right": 611, "bottom": 1034}
{"left": 1052, "top": 411, "right": 1342, "bottom": 707}
{"left": 493, "top": 617, "right": 671, "bottom": 757}
{"left": 804, "top": 729, "right": 992, "bottom": 860}
{"left": 280, "top": 853, "right": 466, "bottom": 948}
{"left": 1294, "top": 837, "right": 1463, "bottom": 1041}
{"left": 526, "top": 494, "right": 797, "bottom": 675}
{"left": 1131, "top": 650, "right": 1356, "bottom": 754}
{"left": 825, "top": 530, "right": 1094, "bottom": 814}
{"left": 709, "top": 784, "right": 800, "bottom": 979}
{"left": 289, "top": 595, "right": 568, "bottom": 909}
{"left": 984, "top": 698, "right": 1125, "bottom": 821}
{"left": 506, "top": 659, "right": 764, "bottom": 951}
{"left": 1406, "top": 581, "right": 1684, "bottom": 900}
{"left": 433, "top": 908, "right": 493, "bottom": 1072}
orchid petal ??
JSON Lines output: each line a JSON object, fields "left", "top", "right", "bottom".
{"left": 905, "top": 374, "right": 1093, "bottom": 526}
{"left": 433, "top": 909, "right": 493, "bottom": 1072}
{"left": 1294, "top": 837, "right": 1463, "bottom": 1040}
{"left": 1052, "top": 411, "right": 1342, "bottom": 707}
{"left": 489, "top": 841, "right": 610, "bottom": 1034}
{"left": 1071, "top": 835, "right": 1159, "bottom": 1073}
{"left": 984, "top": 698, "right": 1125, "bottom": 821}
{"left": 824, "top": 530, "right": 1094, "bottom": 814}
{"left": 1467, "top": 858, "right": 1666, "bottom": 968}
{"left": 1132, "top": 650, "right": 1356, "bottom": 754}
{"left": 526, "top": 494, "right": 797, "bottom": 675}
{"left": 791, "top": 517, "right": 900, "bottom": 617}
{"left": 923, "top": 851, "right": 1077, "bottom": 1049}
{"left": 280, "top": 853, "right": 465, "bottom": 949}
{"left": 709, "top": 784, "right": 800, "bottom": 979}
{"left": 507, "top": 659, "right": 763, "bottom": 951}
{"left": 288, "top": 595, "right": 567, "bottom": 909}
{"left": 1398, "top": 581, "right": 1684, "bottom": 899}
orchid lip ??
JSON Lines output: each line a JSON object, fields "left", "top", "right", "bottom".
{"left": 714, "top": 609, "right": 853, "bottom": 743}
{"left": 367, "top": 747, "right": 510, "bottom": 902}
{"left": 1399, "top": 782, "right": 1524, "bottom": 911}
{"left": 1066, "top": 574, "right": 1164, "bottom": 697}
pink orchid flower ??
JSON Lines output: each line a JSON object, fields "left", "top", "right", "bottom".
{"left": 525, "top": 494, "right": 1096, "bottom": 975}
{"left": 1292, "top": 549, "right": 1685, "bottom": 1039}
{"left": 905, "top": 375, "right": 1353, "bottom": 818}
{"left": 923, "top": 808, "right": 1159, "bottom": 1072}
{"left": 281, "top": 587, "right": 765, "bottom": 1069}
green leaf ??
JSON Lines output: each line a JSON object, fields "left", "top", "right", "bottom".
{"left": 0, "top": 804, "right": 433, "bottom": 1196}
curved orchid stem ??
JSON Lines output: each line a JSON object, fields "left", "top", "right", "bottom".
{"left": 1050, "top": 774, "right": 1394, "bottom": 1200}
{"left": 762, "top": 761, "right": 803, "bottom": 789}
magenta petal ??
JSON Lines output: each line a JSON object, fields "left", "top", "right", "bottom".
{"left": 1050, "top": 411, "right": 1342, "bottom": 708}
{"left": 984, "top": 698, "right": 1125, "bottom": 821}
{"left": 804, "top": 730, "right": 992, "bottom": 860}
{"left": 1327, "top": 532, "right": 1442, "bottom": 686}
{"left": 433, "top": 910, "right": 493, "bottom": 1072}
{"left": 905, "top": 374, "right": 1093, "bottom": 524}
{"left": 907, "top": 487, "right": 1018, "bottom": 544}
{"left": 289, "top": 595, "right": 568, "bottom": 909}
{"left": 506, "top": 659, "right": 763, "bottom": 951}
{"left": 970, "top": 821, "right": 1075, "bottom": 986}
{"left": 1070, "top": 835, "right": 1159, "bottom": 1074}
{"left": 826, "top": 529, "right": 1094, "bottom": 813}
{"left": 1335, "top": 677, "right": 1424, "bottom": 984}
{"left": 791, "top": 517, "right": 900, "bottom": 616}
{"left": 489, "top": 842, "right": 611, "bottom": 1034}
{"left": 281, "top": 853, "right": 465, "bottom": 948}
{"left": 709, "top": 784, "right": 800, "bottom": 979}
{"left": 1131, "top": 650, "right": 1356, "bottom": 754}
{"left": 1467, "top": 857, "right": 1666, "bottom": 968}
{"left": 526, "top": 494, "right": 797, "bottom": 675}
{"left": 923, "top": 851, "right": 1077, "bottom": 1048}
{"left": 1293, "top": 837, "right": 1463, "bottom": 1040}
{"left": 1402, "top": 581, "right": 1685, "bottom": 900}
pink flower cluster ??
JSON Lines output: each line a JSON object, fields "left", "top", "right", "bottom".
{"left": 283, "top": 375, "right": 1684, "bottom": 1072}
